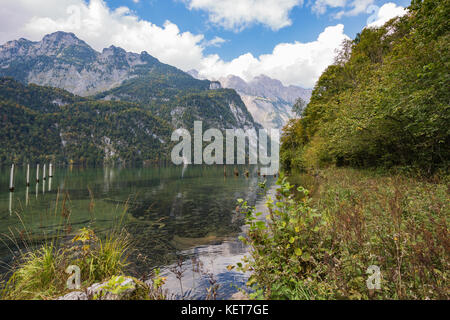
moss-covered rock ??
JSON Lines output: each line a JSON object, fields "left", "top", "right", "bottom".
{"left": 87, "top": 276, "right": 150, "bottom": 300}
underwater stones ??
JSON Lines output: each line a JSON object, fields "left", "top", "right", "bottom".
{"left": 230, "top": 291, "right": 248, "bottom": 300}
{"left": 86, "top": 276, "right": 141, "bottom": 300}
{"left": 57, "top": 291, "right": 88, "bottom": 300}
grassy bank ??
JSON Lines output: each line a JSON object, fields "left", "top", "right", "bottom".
{"left": 0, "top": 227, "right": 166, "bottom": 300}
{"left": 237, "top": 167, "right": 449, "bottom": 300}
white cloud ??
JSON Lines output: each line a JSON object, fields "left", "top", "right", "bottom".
{"left": 312, "top": 0, "right": 347, "bottom": 15}
{"left": 0, "top": 0, "right": 349, "bottom": 89}
{"left": 334, "top": 0, "right": 374, "bottom": 19}
{"left": 367, "top": 2, "right": 407, "bottom": 28}
{"left": 203, "top": 36, "right": 227, "bottom": 47}
{"left": 184, "top": 0, "right": 303, "bottom": 31}
{"left": 312, "top": 0, "right": 375, "bottom": 18}
{"left": 197, "top": 24, "right": 350, "bottom": 88}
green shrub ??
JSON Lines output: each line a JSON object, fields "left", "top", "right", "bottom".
{"left": 238, "top": 169, "right": 449, "bottom": 299}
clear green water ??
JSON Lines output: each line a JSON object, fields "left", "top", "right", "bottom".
{"left": 0, "top": 164, "right": 276, "bottom": 299}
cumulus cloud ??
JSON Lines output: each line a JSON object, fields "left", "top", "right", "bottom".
{"left": 0, "top": 0, "right": 349, "bottom": 89}
{"left": 184, "top": 0, "right": 303, "bottom": 31}
{"left": 197, "top": 24, "right": 349, "bottom": 88}
{"left": 367, "top": 2, "right": 407, "bottom": 28}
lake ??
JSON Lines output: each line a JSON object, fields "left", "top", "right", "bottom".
{"left": 0, "top": 165, "right": 277, "bottom": 299}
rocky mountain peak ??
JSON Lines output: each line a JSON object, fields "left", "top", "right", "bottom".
{"left": 103, "top": 45, "right": 126, "bottom": 55}
{"left": 42, "top": 31, "right": 79, "bottom": 42}
{"left": 100, "top": 45, "right": 130, "bottom": 63}
{"left": 39, "top": 31, "right": 90, "bottom": 53}
{"left": 0, "top": 38, "right": 34, "bottom": 61}
{"left": 0, "top": 32, "right": 169, "bottom": 95}
{"left": 252, "top": 74, "right": 283, "bottom": 87}
{"left": 220, "top": 75, "right": 249, "bottom": 92}
{"left": 217, "top": 73, "right": 313, "bottom": 129}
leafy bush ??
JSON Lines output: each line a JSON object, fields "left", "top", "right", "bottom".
{"left": 238, "top": 170, "right": 449, "bottom": 299}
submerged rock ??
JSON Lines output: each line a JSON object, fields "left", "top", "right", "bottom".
{"left": 230, "top": 291, "right": 248, "bottom": 300}
{"left": 57, "top": 291, "right": 88, "bottom": 300}
{"left": 55, "top": 276, "right": 150, "bottom": 300}
{"left": 86, "top": 276, "right": 147, "bottom": 300}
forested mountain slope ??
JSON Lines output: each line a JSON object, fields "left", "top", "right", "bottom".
{"left": 281, "top": 0, "right": 449, "bottom": 174}
{"left": 95, "top": 77, "right": 257, "bottom": 131}
{"left": 0, "top": 78, "right": 172, "bottom": 165}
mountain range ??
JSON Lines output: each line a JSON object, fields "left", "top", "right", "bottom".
{"left": 219, "top": 74, "right": 312, "bottom": 129}
{"left": 1, "top": 31, "right": 172, "bottom": 96}
{"left": 188, "top": 70, "right": 312, "bottom": 129}
{"left": 0, "top": 31, "right": 259, "bottom": 165}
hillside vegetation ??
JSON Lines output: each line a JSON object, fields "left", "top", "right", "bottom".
{"left": 0, "top": 78, "right": 173, "bottom": 165}
{"left": 238, "top": 0, "right": 449, "bottom": 301}
{"left": 281, "top": 0, "right": 449, "bottom": 174}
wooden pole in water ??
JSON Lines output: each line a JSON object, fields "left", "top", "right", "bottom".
{"left": 36, "top": 164, "right": 40, "bottom": 183}
{"left": 26, "top": 164, "right": 30, "bottom": 187}
{"left": 9, "top": 164, "right": 15, "bottom": 192}
{"left": 43, "top": 164, "right": 46, "bottom": 181}
{"left": 9, "top": 192, "right": 13, "bottom": 214}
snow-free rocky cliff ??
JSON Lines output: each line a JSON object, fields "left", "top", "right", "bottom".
{"left": 0, "top": 32, "right": 159, "bottom": 96}
{"left": 219, "top": 75, "right": 312, "bottom": 129}
{"left": 188, "top": 71, "right": 312, "bottom": 129}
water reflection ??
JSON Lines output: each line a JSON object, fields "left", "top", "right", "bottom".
{"left": 0, "top": 165, "right": 275, "bottom": 298}
{"left": 159, "top": 185, "right": 276, "bottom": 299}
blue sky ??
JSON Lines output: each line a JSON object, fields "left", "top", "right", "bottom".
{"left": 0, "top": 0, "right": 411, "bottom": 88}
{"left": 106, "top": 0, "right": 410, "bottom": 60}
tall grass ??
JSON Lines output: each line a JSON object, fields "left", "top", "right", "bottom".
{"left": 1, "top": 227, "right": 131, "bottom": 300}
{"left": 0, "top": 187, "right": 135, "bottom": 300}
{"left": 313, "top": 168, "right": 449, "bottom": 299}
{"left": 2, "top": 244, "right": 62, "bottom": 299}
{"left": 238, "top": 167, "right": 449, "bottom": 300}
